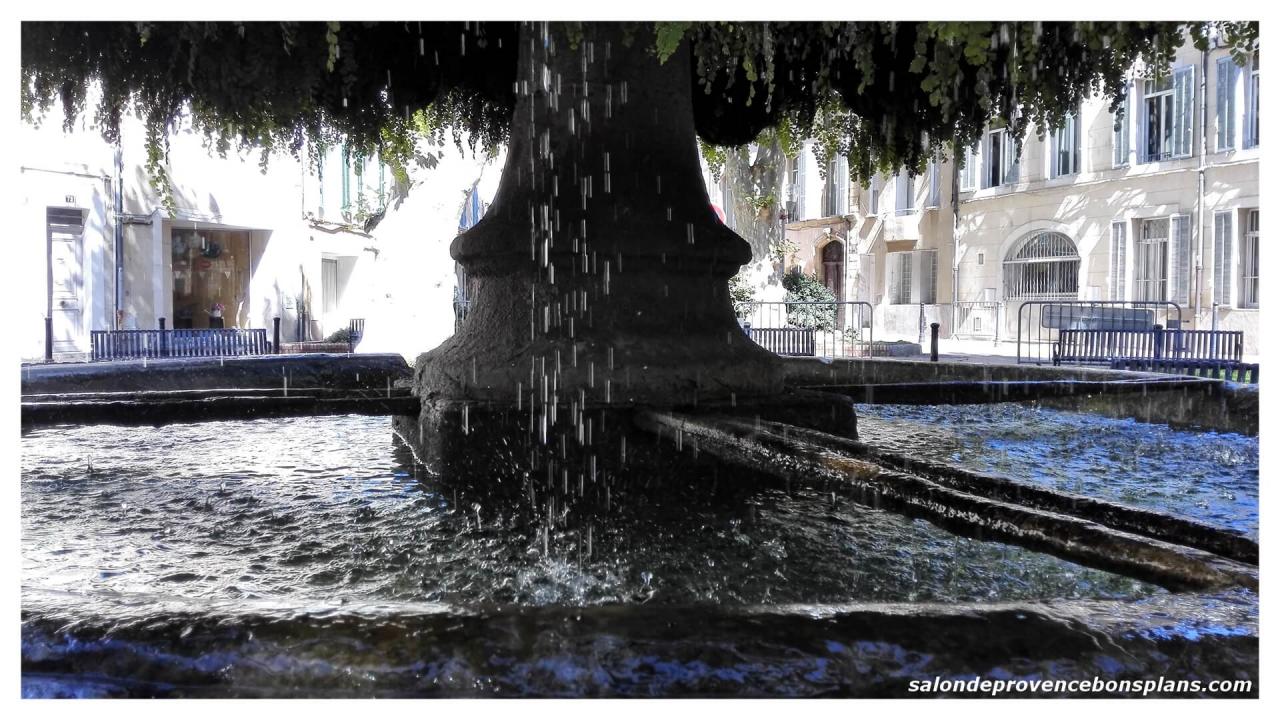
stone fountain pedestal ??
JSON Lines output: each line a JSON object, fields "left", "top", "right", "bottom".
{"left": 405, "top": 23, "right": 854, "bottom": 475}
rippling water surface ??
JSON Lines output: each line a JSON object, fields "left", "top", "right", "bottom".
{"left": 21, "top": 414, "right": 1197, "bottom": 697}
{"left": 854, "top": 403, "right": 1259, "bottom": 538}
{"left": 23, "top": 415, "right": 1159, "bottom": 609}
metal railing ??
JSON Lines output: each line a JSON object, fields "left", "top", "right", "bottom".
{"left": 1015, "top": 300, "right": 1184, "bottom": 365}
{"left": 949, "top": 301, "right": 1001, "bottom": 341}
{"left": 734, "top": 301, "right": 877, "bottom": 358}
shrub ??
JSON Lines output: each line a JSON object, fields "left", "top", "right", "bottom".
{"left": 729, "top": 272, "right": 754, "bottom": 318}
{"left": 324, "top": 327, "right": 355, "bottom": 344}
{"left": 781, "top": 268, "right": 837, "bottom": 330}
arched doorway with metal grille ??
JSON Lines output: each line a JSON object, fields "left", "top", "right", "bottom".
{"left": 1002, "top": 230, "right": 1080, "bottom": 301}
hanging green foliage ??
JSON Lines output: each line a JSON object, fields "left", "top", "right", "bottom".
{"left": 22, "top": 20, "right": 1258, "bottom": 209}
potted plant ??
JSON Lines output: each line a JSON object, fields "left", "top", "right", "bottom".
{"left": 208, "top": 302, "right": 225, "bottom": 329}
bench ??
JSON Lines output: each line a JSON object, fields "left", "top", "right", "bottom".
{"left": 91, "top": 328, "right": 271, "bottom": 361}
{"left": 745, "top": 326, "right": 816, "bottom": 356}
{"left": 1054, "top": 326, "right": 1245, "bottom": 366}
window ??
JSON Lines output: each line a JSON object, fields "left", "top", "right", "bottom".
{"left": 322, "top": 258, "right": 340, "bottom": 318}
{"left": 1142, "top": 67, "right": 1194, "bottom": 162}
{"left": 959, "top": 142, "right": 979, "bottom": 191}
{"left": 1136, "top": 218, "right": 1169, "bottom": 302}
{"left": 1114, "top": 84, "right": 1132, "bottom": 167}
{"left": 354, "top": 161, "right": 365, "bottom": 210}
{"left": 1216, "top": 57, "right": 1239, "bottom": 151}
{"left": 1050, "top": 113, "right": 1081, "bottom": 177}
{"left": 983, "top": 127, "right": 1018, "bottom": 188}
{"left": 821, "top": 156, "right": 849, "bottom": 217}
{"left": 867, "top": 175, "right": 881, "bottom": 215}
{"left": 1110, "top": 221, "right": 1127, "bottom": 300}
{"left": 887, "top": 250, "right": 938, "bottom": 304}
{"left": 1213, "top": 211, "right": 1233, "bottom": 306}
{"left": 792, "top": 152, "right": 808, "bottom": 220}
{"left": 1003, "top": 231, "right": 1079, "bottom": 300}
{"left": 894, "top": 171, "right": 913, "bottom": 215}
{"left": 1240, "top": 209, "right": 1259, "bottom": 307}
{"left": 340, "top": 144, "right": 352, "bottom": 211}
{"left": 977, "top": 252, "right": 984, "bottom": 266}
{"left": 1244, "top": 52, "right": 1260, "bottom": 148}
{"left": 890, "top": 252, "right": 912, "bottom": 304}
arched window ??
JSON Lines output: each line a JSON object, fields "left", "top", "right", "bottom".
{"left": 1003, "top": 231, "right": 1080, "bottom": 300}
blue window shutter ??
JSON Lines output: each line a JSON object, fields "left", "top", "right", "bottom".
{"left": 1217, "top": 58, "right": 1237, "bottom": 151}
{"left": 960, "top": 144, "right": 977, "bottom": 191}
{"left": 1214, "top": 211, "right": 1234, "bottom": 306}
{"left": 1139, "top": 85, "right": 1150, "bottom": 163}
{"left": 1171, "top": 214, "right": 1192, "bottom": 306}
{"left": 1110, "top": 221, "right": 1127, "bottom": 300}
{"left": 341, "top": 144, "right": 351, "bottom": 209}
{"left": 1114, "top": 86, "right": 1131, "bottom": 167}
{"left": 1244, "top": 57, "right": 1259, "bottom": 148}
{"left": 1173, "top": 66, "right": 1195, "bottom": 158}
{"left": 795, "top": 150, "right": 808, "bottom": 219}
{"left": 927, "top": 159, "right": 941, "bottom": 208}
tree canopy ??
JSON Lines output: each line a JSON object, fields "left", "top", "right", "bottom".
{"left": 22, "top": 21, "right": 1258, "bottom": 189}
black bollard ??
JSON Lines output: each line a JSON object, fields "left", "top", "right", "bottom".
{"left": 44, "top": 317, "right": 53, "bottom": 363}
{"left": 930, "top": 322, "right": 940, "bottom": 362}
{"left": 273, "top": 316, "right": 282, "bottom": 354}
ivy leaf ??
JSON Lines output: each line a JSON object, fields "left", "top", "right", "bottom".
{"left": 654, "top": 22, "right": 691, "bottom": 64}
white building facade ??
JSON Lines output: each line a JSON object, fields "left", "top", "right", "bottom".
{"left": 753, "top": 35, "right": 1260, "bottom": 356}
{"left": 18, "top": 102, "right": 504, "bottom": 363}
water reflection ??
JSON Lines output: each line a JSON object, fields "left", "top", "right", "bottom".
{"left": 23, "top": 415, "right": 1262, "bottom": 697}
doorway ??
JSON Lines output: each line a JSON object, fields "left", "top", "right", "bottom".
{"left": 821, "top": 240, "right": 845, "bottom": 300}
{"left": 46, "top": 207, "right": 86, "bottom": 353}
{"left": 171, "top": 228, "right": 250, "bottom": 329}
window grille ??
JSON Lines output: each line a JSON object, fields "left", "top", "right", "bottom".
{"left": 1003, "top": 231, "right": 1079, "bottom": 300}
{"left": 1240, "top": 209, "right": 1259, "bottom": 307}
{"left": 1135, "top": 218, "right": 1170, "bottom": 302}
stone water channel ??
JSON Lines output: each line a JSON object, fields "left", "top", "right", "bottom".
{"left": 19, "top": 355, "right": 1259, "bottom": 697}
